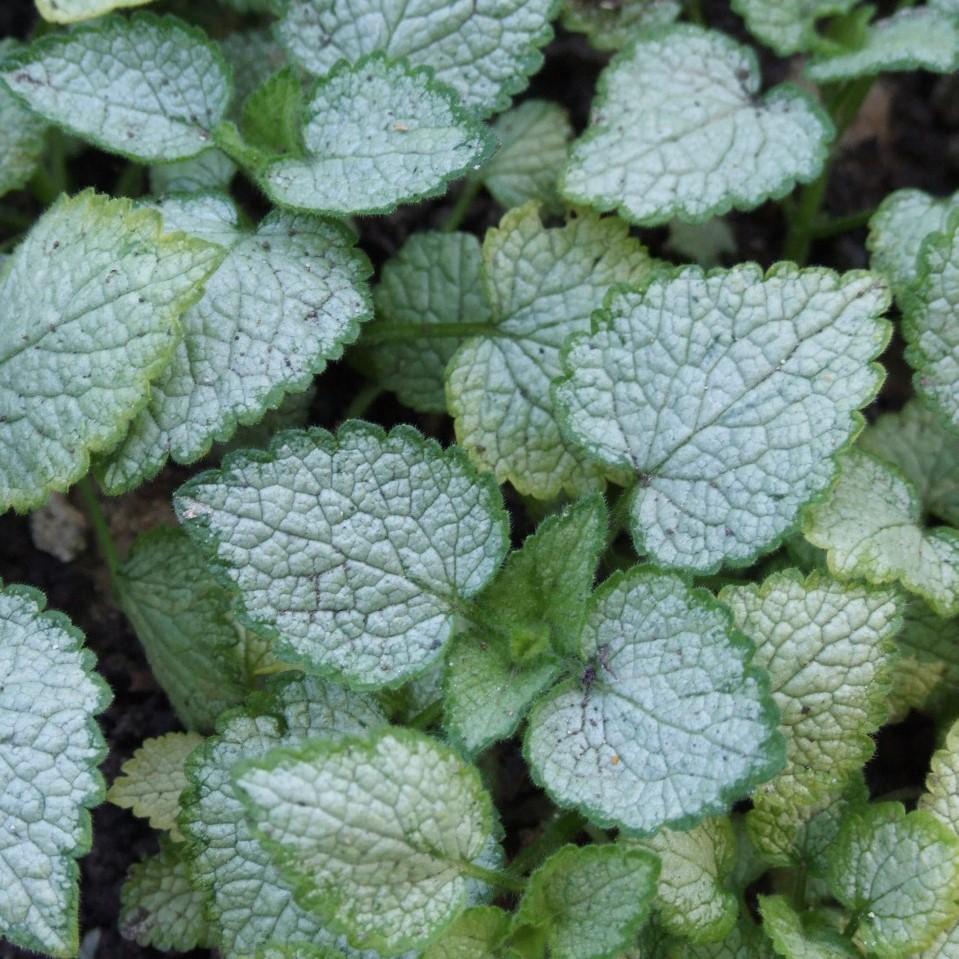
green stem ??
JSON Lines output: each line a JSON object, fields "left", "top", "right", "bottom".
{"left": 606, "top": 481, "right": 637, "bottom": 546}
{"left": 76, "top": 475, "right": 121, "bottom": 582}
{"left": 362, "top": 320, "right": 499, "bottom": 344}
{"left": 31, "top": 129, "right": 69, "bottom": 206}
{"left": 686, "top": 0, "right": 706, "bottom": 26}
{"left": 252, "top": 661, "right": 298, "bottom": 677}
{"left": 508, "top": 810, "right": 586, "bottom": 877}
{"left": 872, "top": 785, "right": 922, "bottom": 804}
{"left": 783, "top": 171, "right": 829, "bottom": 265}
{"left": 408, "top": 699, "right": 443, "bottom": 731}
{"left": 842, "top": 909, "right": 863, "bottom": 940}
{"left": 584, "top": 824, "right": 611, "bottom": 845}
{"left": 442, "top": 178, "right": 482, "bottom": 233}
{"left": 783, "top": 77, "right": 874, "bottom": 264}
{"left": 343, "top": 383, "right": 383, "bottom": 421}
{"left": 459, "top": 860, "right": 527, "bottom": 894}
{"left": 792, "top": 864, "right": 808, "bottom": 911}
{"left": 812, "top": 207, "right": 874, "bottom": 239}
{"left": 213, "top": 121, "right": 271, "bottom": 174}
{"left": 114, "top": 162, "right": 145, "bottom": 199}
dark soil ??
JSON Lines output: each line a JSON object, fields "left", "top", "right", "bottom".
{"left": 1, "top": 0, "right": 958, "bottom": 955}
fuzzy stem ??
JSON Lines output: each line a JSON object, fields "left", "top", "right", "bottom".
{"left": 783, "top": 171, "right": 829, "bottom": 264}
{"left": 343, "top": 383, "right": 383, "bottom": 421}
{"left": 812, "top": 207, "right": 875, "bottom": 238}
{"left": 442, "top": 178, "right": 482, "bottom": 233}
{"left": 842, "top": 909, "right": 864, "bottom": 940}
{"left": 76, "top": 475, "right": 121, "bottom": 583}
{"left": 783, "top": 77, "right": 874, "bottom": 264}
{"left": 458, "top": 860, "right": 527, "bottom": 894}
{"left": 792, "top": 864, "right": 809, "bottom": 911}
{"left": 687, "top": 0, "right": 706, "bottom": 26}
{"left": 508, "top": 810, "right": 586, "bottom": 877}
{"left": 31, "top": 130, "right": 69, "bottom": 206}
{"left": 408, "top": 699, "right": 444, "bottom": 731}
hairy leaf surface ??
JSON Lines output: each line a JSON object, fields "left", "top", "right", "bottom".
{"left": 447, "top": 204, "right": 655, "bottom": 498}
{"left": 120, "top": 840, "right": 212, "bottom": 953}
{"left": 861, "top": 400, "right": 959, "bottom": 527}
{"left": 150, "top": 150, "right": 236, "bottom": 195}
{"left": 630, "top": 818, "right": 738, "bottom": 944}
{"left": 117, "top": 528, "right": 267, "bottom": 731}
{"left": 805, "top": 450, "right": 959, "bottom": 617}
{"left": 731, "top": 0, "right": 858, "bottom": 55}
{"left": 759, "top": 896, "right": 858, "bottom": 959}
{"left": 525, "top": 567, "right": 782, "bottom": 834}
{"left": 100, "top": 193, "right": 371, "bottom": 492}
{"left": 175, "top": 423, "right": 508, "bottom": 688}
{"left": 903, "top": 210, "right": 959, "bottom": 432}
{"left": 827, "top": 804, "right": 959, "bottom": 959}
{"left": 867, "top": 188, "right": 959, "bottom": 301}
{"left": 108, "top": 732, "right": 203, "bottom": 841}
{"left": 808, "top": 9, "right": 959, "bottom": 84}
{"left": 483, "top": 100, "right": 572, "bottom": 212}
{"left": 513, "top": 844, "right": 659, "bottom": 959}
{"left": 276, "top": 0, "right": 557, "bottom": 115}
{"left": 556, "top": 266, "right": 889, "bottom": 573}
{"left": 888, "top": 599, "right": 959, "bottom": 721}
{"left": 0, "top": 191, "right": 221, "bottom": 513}
{"left": 365, "top": 231, "right": 489, "bottom": 414}
{"left": 562, "top": 0, "right": 681, "bottom": 50}
{"left": 180, "top": 676, "right": 388, "bottom": 958}
{"left": 234, "top": 729, "right": 501, "bottom": 953}
{"left": 2, "top": 14, "right": 232, "bottom": 162}
{"left": 561, "top": 25, "right": 832, "bottom": 226}
{"left": 445, "top": 497, "right": 606, "bottom": 755}
{"left": 0, "top": 585, "right": 110, "bottom": 957}
{"left": 722, "top": 571, "right": 900, "bottom": 863}
{"left": 0, "top": 40, "right": 46, "bottom": 199}
{"left": 257, "top": 57, "right": 492, "bottom": 216}
{"left": 422, "top": 906, "right": 511, "bottom": 959}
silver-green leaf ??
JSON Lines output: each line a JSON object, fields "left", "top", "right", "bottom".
{"left": 365, "top": 231, "right": 490, "bottom": 414}
{"left": 903, "top": 209, "right": 959, "bottom": 433}
{"left": 0, "top": 191, "right": 222, "bottom": 514}
{"left": 0, "top": 40, "right": 46, "bottom": 199}
{"left": 514, "top": 844, "right": 660, "bottom": 959}
{"left": 180, "top": 675, "right": 388, "bottom": 958}
{"left": 0, "top": 584, "right": 111, "bottom": 958}
{"left": 99, "top": 193, "right": 372, "bottom": 493}
{"left": 804, "top": 450, "right": 959, "bottom": 618}
{"left": 119, "top": 840, "right": 212, "bottom": 953}
{"left": 807, "top": 9, "right": 959, "bottom": 85}
{"left": 2, "top": 14, "right": 232, "bottom": 163}
{"left": 275, "top": 0, "right": 557, "bottom": 115}
{"left": 447, "top": 203, "right": 656, "bottom": 499}
{"left": 525, "top": 567, "right": 782, "bottom": 834}
{"left": 234, "top": 728, "right": 503, "bottom": 954}
{"left": 175, "top": 423, "right": 508, "bottom": 689}
{"left": 560, "top": 25, "right": 832, "bottom": 226}
{"left": 256, "top": 56, "right": 492, "bottom": 217}
{"left": 555, "top": 265, "right": 890, "bottom": 574}
{"left": 827, "top": 804, "right": 959, "bottom": 959}
{"left": 867, "top": 188, "right": 959, "bottom": 303}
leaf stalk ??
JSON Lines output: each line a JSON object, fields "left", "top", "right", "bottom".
{"left": 76, "top": 475, "right": 122, "bottom": 584}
